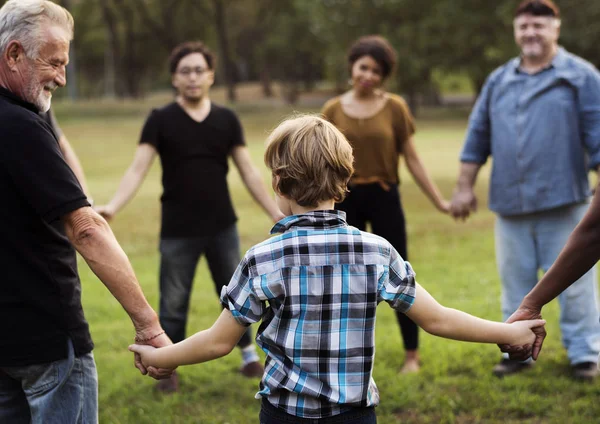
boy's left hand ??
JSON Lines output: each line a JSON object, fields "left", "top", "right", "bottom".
{"left": 129, "top": 344, "right": 158, "bottom": 370}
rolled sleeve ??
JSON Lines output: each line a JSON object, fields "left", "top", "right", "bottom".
{"left": 460, "top": 76, "right": 495, "bottom": 164}
{"left": 578, "top": 69, "right": 600, "bottom": 170}
{"left": 378, "top": 247, "right": 416, "bottom": 312}
{"left": 220, "top": 257, "right": 265, "bottom": 326}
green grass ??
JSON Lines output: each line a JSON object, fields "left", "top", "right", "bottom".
{"left": 53, "top": 93, "right": 599, "bottom": 424}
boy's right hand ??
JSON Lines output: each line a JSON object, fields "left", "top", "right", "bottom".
{"left": 94, "top": 204, "right": 116, "bottom": 221}
{"left": 507, "top": 319, "right": 546, "bottom": 354}
{"left": 129, "top": 344, "right": 158, "bottom": 369}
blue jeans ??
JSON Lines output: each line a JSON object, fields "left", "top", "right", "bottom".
{"left": 260, "top": 399, "right": 376, "bottom": 424}
{"left": 0, "top": 339, "right": 98, "bottom": 424}
{"left": 159, "top": 224, "right": 252, "bottom": 346}
{"left": 495, "top": 203, "right": 600, "bottom": 365}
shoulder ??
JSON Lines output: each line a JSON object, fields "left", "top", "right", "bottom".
{"left": 561, "top": 50, "right": 600, "bottom": 79}
{"left": 211, "top": 103, "right": 239, "bottom": 120}
{"left": 322, "top": 95, "right": 343, "bottom": 114}
{"left": 346, "top": 226, "right": 394, "bottom": 255}
{"left": 0, "top": 103, "right": 54, "bottom": 142}
{"left": 386, "top": 93, "right": 410, "bottom": 111}
{"left": 149, "top": 102, "right": 178, "bottom": 118}
{"left": 484, "top": 60, "right": 515, "bottom": 88}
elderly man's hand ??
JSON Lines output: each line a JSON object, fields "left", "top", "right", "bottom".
{"left": 133, "top": 328, "right": 176, "bottom": 379}
{"left": 499, "top": 305, "right": 546, "bottom": 361}
{"left": 450, "top": 188, "right": 477, "bottom": 221}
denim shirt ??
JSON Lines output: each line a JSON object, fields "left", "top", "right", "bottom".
{"left": 461, "top": 47, "right": 600, "bottom": 216}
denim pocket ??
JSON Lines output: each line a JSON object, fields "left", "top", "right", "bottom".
{"left": 21, "top": 362, "right": 59, "bottom": 396}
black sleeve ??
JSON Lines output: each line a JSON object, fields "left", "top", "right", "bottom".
{"left": 45, "top": 108, "right": 63, "bottom": 138}
{"left": 2, "top": 117, "right": 89, "bottom": 223}
{"left": 228, "top": 110, "right": 246, "bottom": 150}
{"left": 139, "top": 109, "right": 161, "bottom": 148}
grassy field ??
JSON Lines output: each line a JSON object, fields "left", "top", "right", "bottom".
{"left": 53, "top": 88, "right": 599, "bottom": 423}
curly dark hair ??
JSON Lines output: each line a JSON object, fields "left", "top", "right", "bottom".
{"left": 347, "top": 35, "right": 397, "bottom": 79}
{"left": 168, "top": 41, "right": 215, "bottom": 74}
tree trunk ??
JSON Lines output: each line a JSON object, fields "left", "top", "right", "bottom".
{"left": 213, "top": 0, "right": 236, "bottom": 102}
{"left": 260, "top": 65, "right": 273, "bottom": 98}
{"left": 100, "top": 0, "right": 118, "bottom": 98}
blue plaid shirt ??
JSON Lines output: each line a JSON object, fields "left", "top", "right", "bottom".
{"left": 220, "top": 210, "right": 416, "bottom": 419}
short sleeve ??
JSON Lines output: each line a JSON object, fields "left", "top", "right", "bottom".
{"left": 378, "top": 245, "right": 416, "bottom": 312}
{"left": 228, "top": 111, "right": 246, "bottom": 150}
{"left": 139, "top": 109, "right": 161, "bottom": 148}
{"left": 390, "top": 95, "right": 416, "bottom": 151}
{"left": 2, "top": 117, "right": 88, "bottom": 223}
{"left": 220, "top": 256, "right": 266, "bottom": 326}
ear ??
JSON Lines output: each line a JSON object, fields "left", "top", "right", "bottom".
{"left": 5, "top": 41, "right": 25, "bottom": 69}
{"left": 206, "top": 70, "right": 215, "bottom": 87}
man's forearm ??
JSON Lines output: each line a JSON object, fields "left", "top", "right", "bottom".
{"left": 65, "top": 210, "right": 159, "bottom": 332}
{"left": 523, "top": 189, "right": 600, "bottom": 309}
{"left": 456, "top": 162, "right": 482, "bottom": 190}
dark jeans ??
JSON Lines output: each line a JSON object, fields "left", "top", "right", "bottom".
{"left": 260, "top": 399, "right": 376, "bottom": 424}
{"left": 337, "top": 182, "right": 419, "bottom": 351}
{"left": 0, "top": 339, "right": 98, "bottom": 424}
{"left": 159, "top": 224, "right": 252, "bottom": 346}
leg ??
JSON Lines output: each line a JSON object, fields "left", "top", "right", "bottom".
{"left": 536, "top": 204, "right": 600, "bottom": 367}
{"left": 493, "top": 214, "right": 539, "bottom": 375}
{"left": 159, "top": 237, "right": 202, "bottom": 344}
{"left": 2, "top": 340, "right": 98, "bottom": 424}
{"left": 368, "top": 185, "right": 419, "bottom": 371}
{"left": 0, "top": 369, "right": 30, "bottom": 424}
{"left": 204, "top": 224, "right": 252, "bottom": 348}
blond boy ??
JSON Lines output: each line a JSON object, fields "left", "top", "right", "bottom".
{"left": 130, "top": 116, "right": 544, "bottom": 423}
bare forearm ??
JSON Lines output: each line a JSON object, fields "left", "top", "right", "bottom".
{"left": 107, "top": 167, "right": 147, "bottom": 214}
{"left": 456, "top": 162, "right": 482, "bottom": 190}
{"left": 422, "top": 307, "right": 517, "bottom": 344}
{"left": 146, "top": 328, "right": 233, "bottom": 369}
{"left": 523, "top": 189, "right": 600, "bottom": 309}
{"left": 405, "top": 156, "right": 446, "bottom": 209}
{"left": 68, "top": 215, "right": 157, "bottom": 330}
{"left": 242, "top": 169, "right": 281, "bottom": 221}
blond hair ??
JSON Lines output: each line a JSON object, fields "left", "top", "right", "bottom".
{"left": 264, "top": 115, "right": 354, "bottom": 208}
{"left": 0, "top": 0, "right": 74, "bottom": 59}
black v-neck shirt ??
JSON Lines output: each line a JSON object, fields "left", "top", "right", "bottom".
{"left": 0, "top": 87, "right": 92, "bottom": 366}
{"left": 139, "top": 102, "right": 245, "bottom": 238}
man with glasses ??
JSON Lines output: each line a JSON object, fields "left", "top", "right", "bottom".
{"left": 96, "top": 41, "right": 283, "bottom": 393}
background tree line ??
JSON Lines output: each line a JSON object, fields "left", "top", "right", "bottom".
{"left": 4, "top": 0, "right": 600, "bottom": 109}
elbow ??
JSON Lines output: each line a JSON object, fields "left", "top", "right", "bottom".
{"left": 419, "top": 310, "right": 449, "bottom": 337}
{"left": 214, "top": 341, "right": 236, "bottom": 359}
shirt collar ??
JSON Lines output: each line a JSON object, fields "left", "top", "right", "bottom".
{"left": 0, "top": 85, "right": 39, "bottom": 113}
{"left": 270, "top": 210, "right": 347, "bottom": 234}
{"left": 512, "top": 46, "right": 567, "bottom": 74}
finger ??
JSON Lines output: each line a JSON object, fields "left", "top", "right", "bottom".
{"left": 134, "top": 352, "right": 147, "bottom": 375}
{"left": 147, "top": 366, "right": 173, "bottom": 380}
{"left": 531, "top": 328, "right": 547, "bottom": 360}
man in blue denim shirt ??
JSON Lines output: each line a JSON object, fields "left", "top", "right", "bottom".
{"left": 451, "top": 0, "right": 600, "bottom": 380}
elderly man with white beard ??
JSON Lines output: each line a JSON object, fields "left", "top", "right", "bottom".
{"left": 0, "top": 1, "right": 172, "bottom": 423}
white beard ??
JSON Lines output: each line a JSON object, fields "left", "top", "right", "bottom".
{"left": 24, "top": 72, "right": 53, "bottom": 112}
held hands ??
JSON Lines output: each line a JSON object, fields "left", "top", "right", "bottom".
{"left": 129, "top": 343, "right": 159, "bottom": 370}
{"left": 505, "top": 319, "right": 546, "bottom": 358}
{"left": 499, "top": 306, "right": 547, "bottom": 361}
{"left": 133, "top": 328, "right": 176, "bottom": 379}
{"left": 450, "top": 188, "right": 477, "bottom": 221}
{"left": 437, "top": 199, "right": 451, "bottom": 214}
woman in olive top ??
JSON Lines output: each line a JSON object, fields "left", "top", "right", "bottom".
{"left": 322, "top": 35, "right": 450, "bottom": 373}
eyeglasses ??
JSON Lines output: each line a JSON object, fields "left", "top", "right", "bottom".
{"left": 177, "top": 67, "right": 208, "bottom": 76}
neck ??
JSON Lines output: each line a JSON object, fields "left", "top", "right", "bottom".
{"left": 177, "top": 95, "right": 209, "bottom": 110}
{"left": 521, "top": 44, "right": 558, "bottom": 72}
{"left": 351, "top": 88, "right": 378, "bottom": 100}
{"left": 290, "top": 199, "right": 336, "bottom": 215}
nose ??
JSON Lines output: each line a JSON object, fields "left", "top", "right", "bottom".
{"left": 55, "top": 65, "right": 67, "bottom": 88}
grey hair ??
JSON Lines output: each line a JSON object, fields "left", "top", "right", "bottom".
{"left": 0, "top": 0, "right": 73, "bottom": 59}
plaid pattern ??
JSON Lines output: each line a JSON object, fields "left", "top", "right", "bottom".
{"left": 220, "top": 210, "right": 416, "bottom": 419}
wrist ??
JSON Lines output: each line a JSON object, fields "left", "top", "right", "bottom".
{"left": 132, "top": 308, "right": 160, "bottom": 336}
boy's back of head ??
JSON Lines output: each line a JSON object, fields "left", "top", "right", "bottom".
{"left": 264, "top": 115, "right": 354, "bottom": 208}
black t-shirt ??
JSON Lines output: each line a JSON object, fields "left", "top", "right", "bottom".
{"left": 0, "top": 88, "right": 92, "bottom": 366}
{"left": 140, "top": 102, "right": 245, "bottom": 238}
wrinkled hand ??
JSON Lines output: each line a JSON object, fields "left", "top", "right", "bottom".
{"left": 450, "top": 188, "right": 477, "bottom": 221}
{"left": 499, "top": 305, "right": 546, "bottom": 361}
{"left": 133, "top": 330, "right": 176, "bottom": 380}
{"left": 94, "top": 204, "right": 116, "bottom": 221}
